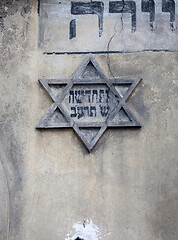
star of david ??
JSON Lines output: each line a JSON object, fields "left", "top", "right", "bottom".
{"left": 37, "top": 56, "right": 142, "bottom": 151}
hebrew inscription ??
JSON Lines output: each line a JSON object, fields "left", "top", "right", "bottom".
{"left": 39, "top": 0, "right": 178, "bottom": 52}
{"left": 109, "top": 1, "right": 137, "bottom": 32}
{"left": 66, "top": 84, "right": 118, "bottom": 122}
{"left": 70, "top": 2, "right": 104, "bottom": 39}
{"left": 37, "top": 56, "right": 141, "bottom": 151}
{"left": 141, "top": 0, "right": 155, "bottom": 30}
{"left": 68, "top": 86, "right": 110, "bottom": 120}
{"left": 162, "top": 0, "right": 176, "bottom": 30}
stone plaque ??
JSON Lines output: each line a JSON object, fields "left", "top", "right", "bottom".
{"left": 39, "top": 0, "right": 178, "bottom": 53}
{"left": 37, "top": 56, "right": 141, "bottom": 151}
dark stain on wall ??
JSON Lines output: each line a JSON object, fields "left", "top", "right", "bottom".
{"left": 0, "top": 0, "right": 31, "bottom": 65}
{"left": 0, "top": 1, "right": 32, "bottom": 239}
{"left": 147, "top": 191, "right": 178, "bottom": 240}
{"left": 0, "top": 127, "right": 23, "bottom": 239}
{"left": 0, "top": 0, "right": 30, "bottom": 27}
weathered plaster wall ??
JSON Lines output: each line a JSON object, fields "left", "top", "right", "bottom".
{"left": 0, "top": 1, "right": 178, "bottom": 240}
{"left": 0, "top": 1, "right": 33, "bottom": 239}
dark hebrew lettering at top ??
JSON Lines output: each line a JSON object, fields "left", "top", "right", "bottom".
{"left": 162, "top": 0, "right": 175, "bottom": 30}
{"left": 39, "top": 1, "right": 178, "bottom": 53}
{"left": 109, "top": 1, "right": 136, "bottom": 32}
{"left": 69, "top": 0, "right": 176, "bottom": 39}
{"left": 70, "top": 1, "right": 104, "bottom": 39}
{"left": 141, "top": 0, "right": 155, "bottom": 30}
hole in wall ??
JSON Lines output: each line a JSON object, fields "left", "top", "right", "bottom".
{"left": 75, "top": 237, "right": 84, "bottom": 240}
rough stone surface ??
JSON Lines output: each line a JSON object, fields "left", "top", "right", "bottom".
{"left": 0, "top": 1, "right": 178, "bottom": 240}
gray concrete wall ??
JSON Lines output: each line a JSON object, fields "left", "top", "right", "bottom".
{"left": 0, "top": 1, "right": 177, "bottom": 240}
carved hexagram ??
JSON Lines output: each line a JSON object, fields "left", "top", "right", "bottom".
{"left": 36, "top": 56, "right": 142, "bottom": 151}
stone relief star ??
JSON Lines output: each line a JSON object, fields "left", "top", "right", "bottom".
{"left": 37, "top": 56, "right": 142, "bottom": 151}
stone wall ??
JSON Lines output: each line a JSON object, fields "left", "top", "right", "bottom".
{"left": 0, "top": 1, "right": 177, "bottom": 240}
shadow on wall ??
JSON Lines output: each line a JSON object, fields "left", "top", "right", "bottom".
{"left": 0, "top": 128, "right": 23, "bottom": 240}
{"left": 0, "top": 157, "right": 9, "bottom": 240}
{"left": 147, "top": 191, "right": 178, "bottom": 240}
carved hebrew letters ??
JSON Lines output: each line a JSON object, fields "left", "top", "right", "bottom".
{"left": 70, "top": 1, "right": 104, "bottom": 39}
{"left": 68, "top": 88, "right": 110, "bottom": 120}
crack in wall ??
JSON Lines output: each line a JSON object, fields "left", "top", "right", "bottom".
{"left": 120, "top": 0, "right": 126, "bottom": 32}
{"left": 107, "top": 33, "right": 116, "bottom": 79}
{"left": 106, "top": 0, "right": 126, "bottom": 78}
